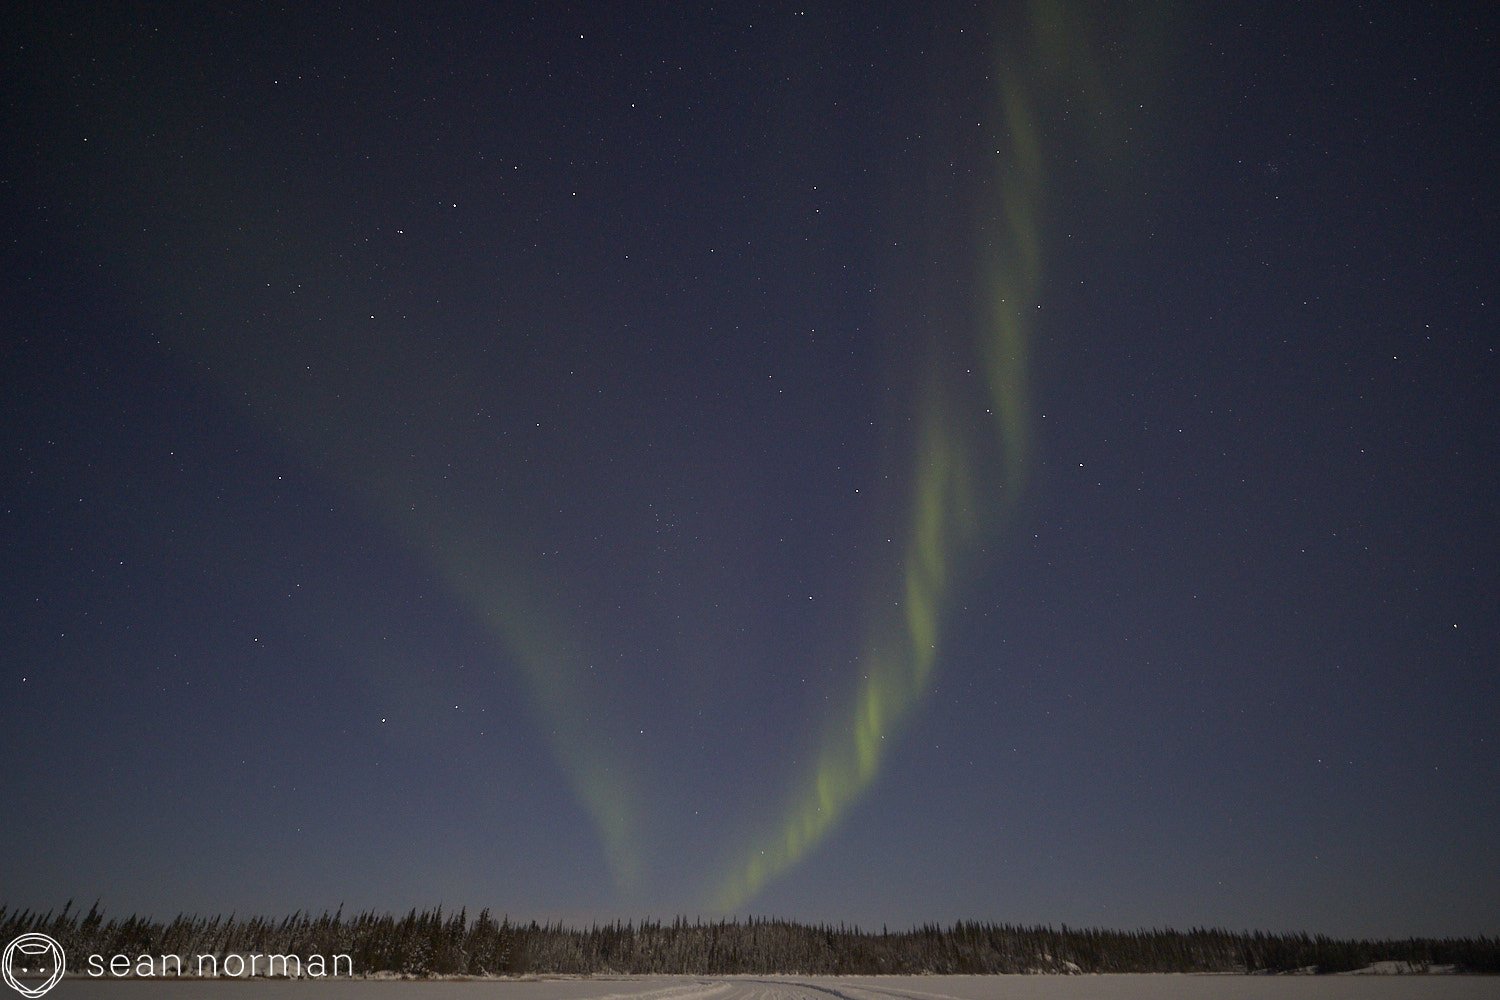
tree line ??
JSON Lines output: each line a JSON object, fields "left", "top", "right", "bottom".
{"left": 3, "top": 902, "right": 1496, "bottom": 976}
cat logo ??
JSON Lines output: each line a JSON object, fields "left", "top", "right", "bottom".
{"left": 2, "top": 934, "right": 65, "bottom": 998}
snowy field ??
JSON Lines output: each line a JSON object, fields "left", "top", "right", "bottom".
{"left": 48, "top": 975, "right": 1500, "bottom": 999}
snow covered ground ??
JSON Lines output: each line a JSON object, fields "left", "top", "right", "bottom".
{"left": 47, "top": 974, "right": 1500, "bottom": 999}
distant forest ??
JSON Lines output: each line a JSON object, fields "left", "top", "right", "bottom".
{"left": 4, "top": 902, "right": 1497, "bottom": 976}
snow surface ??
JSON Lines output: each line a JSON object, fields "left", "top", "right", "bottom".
{"left": 47, "top": 973, "right": 1500, "bottom": 998}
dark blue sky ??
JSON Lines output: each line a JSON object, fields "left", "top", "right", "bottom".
{"left": 3, "top": 4, "right": 1495, "bottom": 937}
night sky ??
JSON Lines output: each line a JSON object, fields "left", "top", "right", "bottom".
{"left": 3, "top": 4, "right": 1496, "bottom": 938}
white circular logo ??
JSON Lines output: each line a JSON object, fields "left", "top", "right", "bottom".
{"left": 2, "top": 934, "right": 65, "bottom": 998}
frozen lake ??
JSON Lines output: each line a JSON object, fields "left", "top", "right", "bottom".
{"left": 46, "top": 974, "right": 1500, "bottom": 999}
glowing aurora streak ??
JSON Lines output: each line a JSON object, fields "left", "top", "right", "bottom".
{"left": 712, "top": 2, "right": 1157, "bottom": 910}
